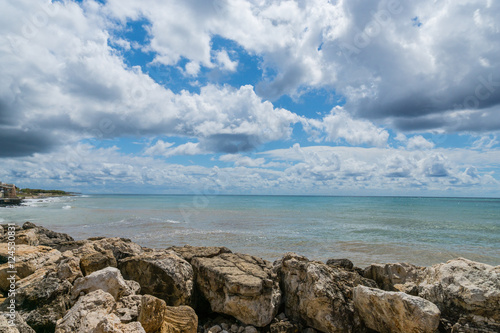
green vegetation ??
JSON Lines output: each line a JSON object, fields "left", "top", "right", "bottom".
{"left": 19, "top": 188, "right": 72, "bottom": 196}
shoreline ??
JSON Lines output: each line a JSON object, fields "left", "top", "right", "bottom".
{"left": 0, "top": 222, "right": 499, "bottom": 333}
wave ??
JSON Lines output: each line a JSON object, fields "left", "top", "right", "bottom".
{"left": 62, "top": 205, "right": 72, "bottom": 210}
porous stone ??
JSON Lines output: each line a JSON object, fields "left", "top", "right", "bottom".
{"left": 138, "top": 294, "right": 198, "bottom": 333}
{"left": 55, "top": 290, "right": 115, "bottom": 333}
{"left": 192, "top": 252, "right": 281, "bottom": 327}
{"left": 119, "top": 251, "right": 194, "bottom": 306}
{"left": 275, "top": 253, "right": 376, "bottom": 333}
{"left": 353, "top": 285, "right": 440, "bottom": 333}
{"left": 364, "top": 258, "right": 500, "bottom": 331}
{"left": 71, "top": 267, "right": 135, "bottom": 302}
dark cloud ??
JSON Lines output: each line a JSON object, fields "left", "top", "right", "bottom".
{"left": 0, "top": 128, "right": 58, "bottom": 157}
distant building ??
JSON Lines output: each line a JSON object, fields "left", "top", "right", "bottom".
{"left": 0, "top": 182, "right": 17, "bottom": 198}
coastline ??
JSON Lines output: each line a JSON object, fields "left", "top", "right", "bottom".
{"left": 1, "top": 222, "right": 499, "bottom": 333}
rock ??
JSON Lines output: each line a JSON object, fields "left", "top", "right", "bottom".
{"left": 353, "top": 285, "right": 440, "bottom": 333}
{"left": 209, "top": 325, "right": 223, "bottom": 333}
{"left": 94, "top": 314, "right": 146, "bottom": 333}
{"left": 192, "top": 252, "right": 281, "bottom": 327}
{"left": 90, "top": 237, "right": 144, "bottom": 261}
{"left": 55, "top": 289, "right": 115, "bottom": 333}
{"left": 0, "top": 311, "right": 35, "bottom": 333}
{"left": 17, "top": 222, "right": 74, "bottom": 249}
{"left": 56, "top": 255, "right": 83, "bottom": 283}
{"left": 325, "top": 258, "right": 354, "bottom": 270}
{"left": 269, "top": 321, "right": 300, "bottom": 333}
{"left": 363, "top": 262, "right": 423, "bottom": 292}
{"left": 79, "top": 249, "right": 117, "bottom": 276}
{"left": 71, "top": 267, "right": 135, "bottom": 303}
{"left": 0, "top": 314, "right": 20, "bottom": 333}
{"left": 275, "top": 253, "right": 376, "bottom": 333}
{"left": 168, "top": 245, "right": 232, "bottom": 263}
{"left": 244, "top": 326, "right": 258, "bottom": 333}
{"left": 138, "top": 294, "right": 198, "bottom": 333}
{"left": 115, "top": 295, "right": 142, "bottom": 323}
{"left": 365, "top": 258, "right": 500, "bottom": 331}
{"left": 2, "top": 269, "right": 72, "bottom": 332}
{"left": 0, "top": 244, "right": 61, "bottom": 291}
{"left": 119, "top": 251, "right": 194, "bottom": 306}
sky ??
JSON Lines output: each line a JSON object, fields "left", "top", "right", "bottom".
{"left": 1, "top": 0, "right": 500, "bottom": 196}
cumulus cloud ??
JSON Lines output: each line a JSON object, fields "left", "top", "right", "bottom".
{"left": 0, "top": 0, "right": 299, "bottom": 157}
{"left": 100, "top": 0, "right": 500, "bottom": 132}
{"left": 406, "top": 135, "right": 435, "bottom": 150}
{"left": 304, "top": 107, "right": 389, "bottom": 147}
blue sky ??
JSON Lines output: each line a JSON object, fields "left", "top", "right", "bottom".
{"left": 1, "top": 0, "right": 500, "bottom": 196}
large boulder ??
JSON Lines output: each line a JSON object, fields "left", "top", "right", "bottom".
{"left": 353, "top": 285, "right": 440, "bottom": 333}
{"left": 0, "top": 244, "right": 61, "bottom": 291}
{"left": 16, "top": 222, "right": 74, "bottom": 249}
{"left": 2, "top": 269, "right": 72, "bottom": 332}
{"left": 138, "top": 294, "right": 197, "bottom": 333}
{"left": 71, "top": 267, "right": 136, "bottom": 302}
{"left": 79, "top": 249, "right": 117, "bottom": 276}
{"left": 119, "top": 251, "right": 194, "bottom": 306}
{"left": 55, "top": 289, "right": 115, "bottom": 333}
{"left": 275, "top": 253, "right": 377, "bottom": 333}
{"left": 363, "top": 262, "right": 423, "bottom": 292}
{"left": 364, "top": 258, "right": 500, "bottom": 331}
{"left": 191, "top": 252, "right": 281, "bottom": 327}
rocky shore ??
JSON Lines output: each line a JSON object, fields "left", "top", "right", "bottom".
{"left": 0, "top": 222, "right": 499, "bottom": 333}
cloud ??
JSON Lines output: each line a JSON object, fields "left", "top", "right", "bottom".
{"left": 303, "top": 107, "right": 389, "bottom": 147}
{"left": 406, "top": 135, "right": 434, "bottom": 150}
{"left": 0, "top": 0, "right": 299, "bottom": 157}
{"left": 101, "top": 0, "right": 500, "bottom": 132}
{"left": 214, "top": 50, "right": 238, "bottom": 72}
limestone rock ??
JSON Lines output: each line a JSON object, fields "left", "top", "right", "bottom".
{"left": 94, "top": 314, "right": 146, "bottom": 333}
{"left": 1, "top": 269, "right": 72, "bottom": 332}
{"left": 115, "top": 295, "right": 142, "bottom": 323}
{"left": 0, "top": 244, "right": 61, "bottom": 291}
{"left": 0, "top": 311, "right": 35, "bottom": 333}
{"left": 138, "top": 294, "right": 198, "bottom": 333}
{"left": 192, "top": 252, "right": 281, "bottom": 327}
{"left": 18, "top": 222, "right": 74, "bottom": 249}
{"left": 363, "top": 262, "right": 423, "bottom": 292}
{"left": 365, "top": 258, "right": 500, "bottom": 331}
{"left": 168, "top": 245, "right": 232, "bottom": 263}
{"left": 326, "top": 258, "right": 354, "bottom": 270}
{"left": 119, "top": 251, "right": 193, "bottom": 306}
{"left": 79, "top": 249, "right": 117, "bottom": 276}
{"left": 55, "top": 289, "right": 115, "bottom": 333}
{"left": 71, "top": 267, "right": 135, "bottom": 302}
{"left": 0, "top": 314, "right": 20, "bottom": 333}
{"left": 353, "top": 285, "right": 440, "bottom": 333}
{"left": 56, "top": 254, "right": 83, "bottom": 283}
{"left": 416, "top": 259, "right": 499, "bottom": 320}
{"left": 275, "top": 253, "right": 376, "bottom": 333}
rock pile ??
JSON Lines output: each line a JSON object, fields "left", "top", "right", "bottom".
{"left": 0, "top": 222, "right": 499, "bottom": 333}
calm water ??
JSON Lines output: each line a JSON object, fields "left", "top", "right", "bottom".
{"left": 1, "top": 195, "right": 499, "bottom": 267}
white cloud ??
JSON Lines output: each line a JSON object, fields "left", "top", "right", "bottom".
{"left": 101, "top": 0, "right": 500, "bottom": 132}
{"left": 407, "top": 135, "right": 435, "bottom": 150}
{"left": 214, "top": 50, "right": 238, "bottom": 72}
{"left": 0, "top": 0, "right": 300, "bottom": 157}
{"left": 219, "top": 154, "right": 265, "bottom": 167}
{"left": 143, "top": 140, "right": 174, "bottom": 155}
{"left": 303, "top": 107, "right": 389, "bottom": 147}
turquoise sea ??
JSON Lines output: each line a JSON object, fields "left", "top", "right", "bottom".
{"left": 1, "top": 195, "right": 499, "bottom": 267}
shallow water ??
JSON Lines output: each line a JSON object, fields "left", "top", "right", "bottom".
{"left": 1, "top": 195, "right": 499, "bottom": 267}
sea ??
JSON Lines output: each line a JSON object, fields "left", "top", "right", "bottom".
{"left": 1, "top": 195, "right": 499, "bottom": 267}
